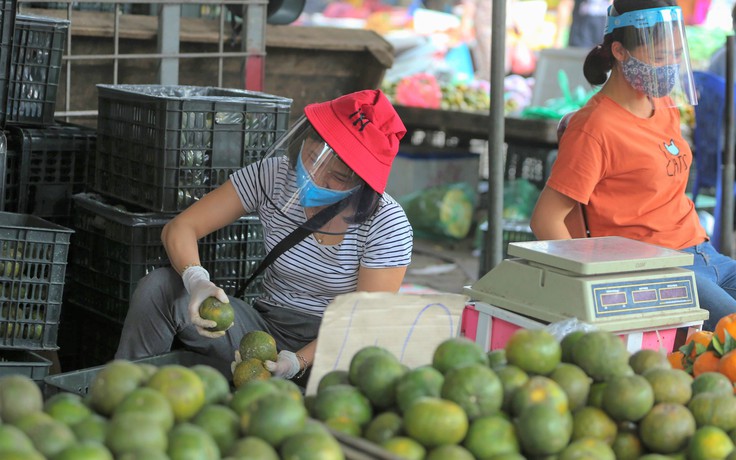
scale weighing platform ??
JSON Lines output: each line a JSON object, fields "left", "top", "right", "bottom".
{"left": 464, "top": 236, "right": 709, "bottom": 336}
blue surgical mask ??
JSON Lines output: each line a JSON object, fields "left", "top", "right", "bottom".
{"left": 295, "top": 152, "right": 359, "bottom": 207}
{"left": 622, "top": 54, "right": 679, "bottom": 98}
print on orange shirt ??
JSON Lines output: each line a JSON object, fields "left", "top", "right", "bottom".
{"left": 659, "top": 138, "right": 689, "bottom": 177}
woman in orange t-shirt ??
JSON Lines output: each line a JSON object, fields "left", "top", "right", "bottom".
{"left": 531, "top": 0, "right": 735, "bottom": 331}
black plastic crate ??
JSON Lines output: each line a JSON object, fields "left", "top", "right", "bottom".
{"left": 0, "top": 0, "right": 17, "bottom": 128}
{"left": 0, "top": 212, "right": 73, "bottom": 349}
{"left": 502, "top": 220, "right": 536, "bottom": 257}
{"left": 479, "top": 219, "right": 536, "bottom": 274}
{"left": 67, "top": 193, "right": 266, "bottom": 323}
{"left": 5, "top": 123, "right": 96, "bottom": 226}
{"left": 0, "top": 349, "right": 51, "bottom": 383}
{"left": 7, "top": 14, "right": 69, "bottom": 127}
{"left": 94, "top": 84, "right": 292, "bottom": 212}
{"left": 56, "top": 298, "right": 81, "bottom": 371}
{"left": 504, "top": 142, "right": 558, "bottom": 190}
{"left": 60, "top": 301, "right": 121, "bottom": 370}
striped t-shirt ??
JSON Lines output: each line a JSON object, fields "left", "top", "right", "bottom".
{"left": 230, "top": 157, "right": 413, "bottom": 317}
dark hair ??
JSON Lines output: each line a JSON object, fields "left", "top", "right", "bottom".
{"left": 343, "top": 185, "right": 382, "bottom": 224}
{"left": 582, "top": 0, "right": 677, "bottom": 86}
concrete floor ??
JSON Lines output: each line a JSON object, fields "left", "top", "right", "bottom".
{"left": 402, "top": 237, "right": 481, "bottom": 296}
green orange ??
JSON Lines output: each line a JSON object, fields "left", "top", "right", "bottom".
{"left": 311, "top": 384, "right": 373, "bottom": 427}
{"left": 363, "top": 412, "right": 403, "bottom": 445}
{"left": 239, "top": 331, "right": 278, "bottom": 363}
{"left": 146, "top": 365, "right": 206, "bottom": 423}
{"left": 232, "top": 358, "right": 271, "bottom": 389}
{"left": 688, "top": 426, "right": 735, "bottom": 460}
{"left": 432, "top": 337, "right": 488, "bottom": 375}
{"left": 381, "top": 436, "right": 427, "bottom": 460}
{"left": 242, "top": 396, "right": 307, "bottom": 447}
{"left": 504, "top": 328, "right": 561, "bottom": 376}
{"left": 395, "top": 365, "right": 444, "bottom": 414}
{"left": 403, "top": 397, "right": 469, "bottom": 448}
{"left": 441, "top": 363, "right": 502, "bottom": 419}
{"left": 198, "top": 296, "right": 234, "bottom": 332}
{"left": 691, "top": 372, "right": 734, "bottom": 397}
{"left": 639, "top": 403, "right": 696, "bottom": 454}
{"left": 601, "top": 375, "right": 654, "bottom": 423}
{"left": 463, "top": 414, "right": 519, "bottom": 458}
{"left": 515, "top": 403, "right": 573, "bottom": 456}
{"left": 280, "top": 431, "right": 343, "bottom": 460}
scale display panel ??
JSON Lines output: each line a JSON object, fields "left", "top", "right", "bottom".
{"left": 591, "top": 275, "right": 696, "bottom": 318}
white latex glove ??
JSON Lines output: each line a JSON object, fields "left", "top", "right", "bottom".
{"left": 182, "top": 265, "right": 229, "bottom": 338}
{"left": 264, "top": 350, "right": 301, "bottom": 379}
{"left": 231, "top": 349, "right": 242, "bottom": 375}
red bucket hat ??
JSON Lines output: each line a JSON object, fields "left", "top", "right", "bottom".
{"left": 304, "top": 89, "right": 407, "bottom": 194}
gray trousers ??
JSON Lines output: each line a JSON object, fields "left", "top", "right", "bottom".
{"left": 115, "top": 267, "right": 321, "bottom": 375}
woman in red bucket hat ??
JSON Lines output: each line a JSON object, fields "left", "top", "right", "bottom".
{"left": 115, "top": 89, "right": 413, "bottom": 382}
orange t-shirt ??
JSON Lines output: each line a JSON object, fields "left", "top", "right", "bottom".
{"left": 547, "top": 93, "right": 707, "bottom": 250}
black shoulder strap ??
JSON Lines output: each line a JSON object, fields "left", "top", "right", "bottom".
{"left": 234, "top": 199, "right": 350, "bottom": 299}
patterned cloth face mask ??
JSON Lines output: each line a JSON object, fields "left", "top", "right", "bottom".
{"left": 622, "top": 52, "right": 679, "bottom": 98}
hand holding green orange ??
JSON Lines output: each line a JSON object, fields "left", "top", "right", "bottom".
{"left": 198, "top": 296, "right": 235, "bottom": 332}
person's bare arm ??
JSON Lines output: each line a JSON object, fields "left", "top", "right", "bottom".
{"left": 356, "top": 266, "right": 408, "bottom": 293}
{"left": 161, "top": 181, "right": 246, "bottom": 274}
{"left": 530, "top": 185, "right": 580, "bottom": 240}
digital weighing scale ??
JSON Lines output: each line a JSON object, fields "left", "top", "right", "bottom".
{"left": 464, "top": 236, "right": 709, "bottom": 331}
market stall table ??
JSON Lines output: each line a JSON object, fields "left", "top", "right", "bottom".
{"left": 393, "top": 105, "right": 560, "bottom": 146}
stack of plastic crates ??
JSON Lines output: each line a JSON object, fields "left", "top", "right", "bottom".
{"left": 0, "top": 212, "right": 73, "bottom": 385}
{"left": 0, "top": 5, "right": 89, "bottom": 219}
{"left": 0, "top": 4, "right": 92, "bottom": 380}
{"left": 0, "top": 7, "right": 93, "bottom": 227}
{"left": 3, "top": 122, "right": 96, "bottom": 227}
{"left": 59, "top": 85, "right": 292, "bottom": 369}
{"left": 64, "top": 193, "right": 267, "bottom": 368}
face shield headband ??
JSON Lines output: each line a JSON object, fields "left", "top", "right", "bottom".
{"left": 605, "top": 5, "right": 697, "bottom": 107}
{"left": 255, "top": 115, "right": 379, "bottom": 234}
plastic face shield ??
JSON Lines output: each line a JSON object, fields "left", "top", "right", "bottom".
{"left": 605, "top": 5, "right": 697, "bottom": 107}
{"left": 256, "top": 115, "right": 369, "bottom": 234}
